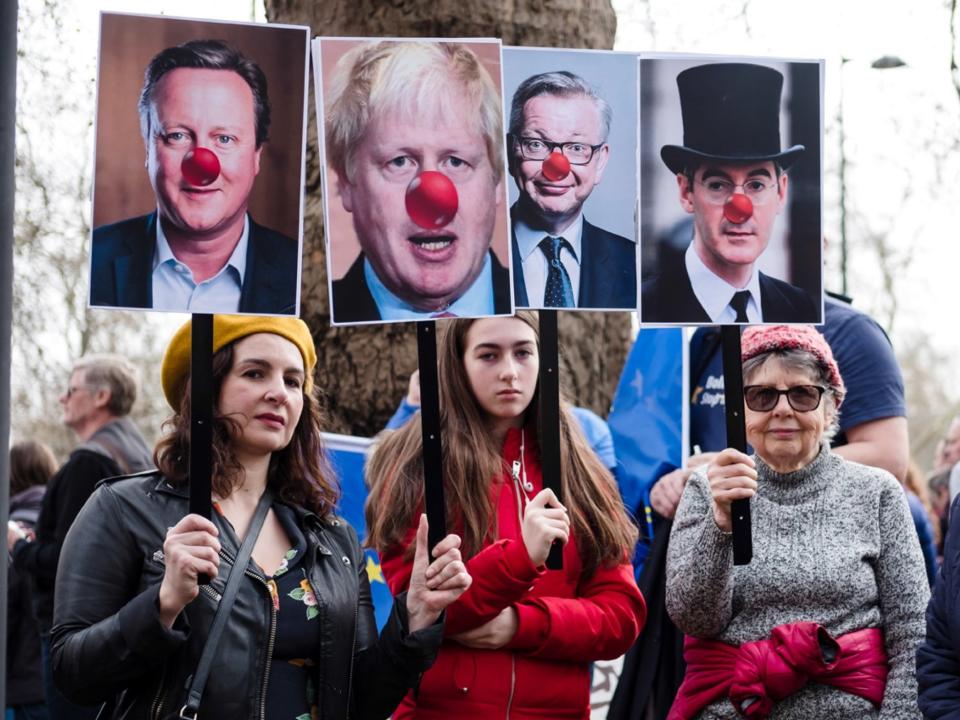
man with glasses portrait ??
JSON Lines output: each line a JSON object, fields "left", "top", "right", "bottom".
{"left": 508, "top": 71, "right": 637, "bottom": 309}
{"left": 641, "top": 62, "right": 818, "bottom": 323}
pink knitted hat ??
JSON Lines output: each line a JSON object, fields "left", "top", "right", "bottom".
{"left": 741, "top": 325, "right": 845, "bottom": 407}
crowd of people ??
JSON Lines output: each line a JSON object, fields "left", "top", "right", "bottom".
{"left": 8, "top": 18, "right": 960, "bottom": 720}
{"left": 4, "top": 308, "right": 960, "bottom": 720}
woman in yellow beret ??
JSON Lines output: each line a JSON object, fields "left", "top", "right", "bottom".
{"left": 50, "top": 315, "right": 471, "bottom": 720}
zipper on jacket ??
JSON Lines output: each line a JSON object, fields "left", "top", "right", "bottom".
{"left": 151, "top": 686, "right": 165, "bottom": 720}
{"left": 199, "top": 583, "right": 222, "bottom": 603}
{"left": 150, "top": 662, "right": 169, "bottom": 720}
{"left": 505, "top": 654, "right": 516, "bottom": 720}
{"left": 216, "top": 546, "right": 277, "bottom": 720}
{"left": 247, "top": 565, "right": 277, "bottom": 720}
{"left": 344, "top": 585, "right": 360, "bottom": 716}
{"left": 307, "top": 528, "right": 346, "bottom": 717}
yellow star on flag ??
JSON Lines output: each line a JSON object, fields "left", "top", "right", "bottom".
{"left": 365, "top": 554, "right": 385, "bottom": 585}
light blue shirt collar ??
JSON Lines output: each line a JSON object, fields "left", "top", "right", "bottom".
{"left": 363, "top": 253, "right": 495, "bottom": 320}
{"left": 151, "top": 214, "right": 249, "bottom": 312}
{"left": 513, "top": 213, "right": 583, "bottom": 263}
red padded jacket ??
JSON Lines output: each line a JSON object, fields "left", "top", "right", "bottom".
{"left": 380, "top": 427, "right": 646, "bottom": 719}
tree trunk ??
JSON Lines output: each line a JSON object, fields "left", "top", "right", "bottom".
{"left": 266, "top": 0, "right": 629, "bottom": 437}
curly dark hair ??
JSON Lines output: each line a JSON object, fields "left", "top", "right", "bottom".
{"left": 154, "top": 342, "right": 339, "bottom": 516}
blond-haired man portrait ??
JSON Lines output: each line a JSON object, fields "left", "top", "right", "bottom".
{"left": 322, "top": 40, "right": 511, "bottom": 323}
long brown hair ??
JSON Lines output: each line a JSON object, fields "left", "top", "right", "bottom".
{"left": 365, "top": 312, "right": 637, "bottom": 578}
{"left": 10, "top": 440, "right": 58, "bottom": 496}
{"left": 154, "top": 341, "right": 339, "bottom": 516}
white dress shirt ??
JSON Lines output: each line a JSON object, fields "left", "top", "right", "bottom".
{"left": 152, "top": 215, "right": 248, "bottom": 313}
{"left": 514, "top": 213, "right": 583, "bottom": 306}
{"left": 685, "top": 242, "right": 762, "bottom": 323}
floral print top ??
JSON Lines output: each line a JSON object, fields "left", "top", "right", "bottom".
{"left": 265, "top": 505, "right": 323, "bottom": 720}
{"left": 217, "top": 502, "right": 321, "bottom": 720}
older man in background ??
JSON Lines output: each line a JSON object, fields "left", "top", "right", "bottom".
{"left": 8, "top": 355, "right": 152, "bottom": 719}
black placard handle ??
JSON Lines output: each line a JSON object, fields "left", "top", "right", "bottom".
{"left": 538, "top": 311, "right": 563, "bottom": 570}
{"left": 189, "top": 314, "right": 213, "bottom": 520}
{"left": 189, "top": 314, "right": 214, "bottom": 585}
{"left": 720, "top": 325, "right": 752, "bottom": 565}
{"left": 417, "top": 321, "right": 447, "bottom": 552}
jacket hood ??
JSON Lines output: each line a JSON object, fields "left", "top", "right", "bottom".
{"left": 10, "top": 484, "right": 46, "bottom": 524}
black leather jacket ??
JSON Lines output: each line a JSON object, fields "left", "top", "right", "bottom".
{"left": 51, "top": 472, "right": 442, "bottom": 719}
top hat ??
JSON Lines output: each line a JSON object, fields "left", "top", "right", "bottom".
{"left": 660, "top": 63, "right": 805, "bottom": 175}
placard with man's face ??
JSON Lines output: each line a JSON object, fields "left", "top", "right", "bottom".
{"left": 314, "top": 37, "right": 513, "bottom": 326}
{"left": 502, "top": 47, "right": 639, "bottom": 311}
{"left": 89, "top": 13, "right": 309, "bottom": 317}
{"left": 639, "top": 54, "right": 824, "bottom": 326}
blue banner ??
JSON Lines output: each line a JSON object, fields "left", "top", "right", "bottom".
{"left": 324, "top": 432, "right": 394, "bottom": 630}
{"left": 608, "top": 328, "right": 686, "bottom": 575}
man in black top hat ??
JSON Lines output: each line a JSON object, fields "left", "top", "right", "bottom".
{"left": 641, "top": 63, "right": 818, "bottom": 324}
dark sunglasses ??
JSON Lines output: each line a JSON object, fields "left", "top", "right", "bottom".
{"left": 743, "top": 385, "right": 826, "bottom": 412}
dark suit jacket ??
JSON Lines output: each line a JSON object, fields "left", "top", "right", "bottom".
{"left": 90, "top": 212, "right": 299, "bottom": 314}
{"left": 511, "top": 209, "right": 637, "bottom": 309}
{"left": 640, "top": 259, "right": 818, "bottom": 323}
{"left": 330, "top": 251, "right": 511, "bottom": 323}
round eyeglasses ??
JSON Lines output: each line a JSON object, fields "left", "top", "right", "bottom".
{"left": 743, "top": 385, "right": 826, "bottom": 412}
{"left": 697, "top": 178, "right": 779, "bottom": 206}
{"left": 512, "top": 135, "right": 604, "bottom": 165}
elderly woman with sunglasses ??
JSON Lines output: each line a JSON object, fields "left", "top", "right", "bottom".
{"left": 664, "top": 325, "right": 929, "bottom": 720}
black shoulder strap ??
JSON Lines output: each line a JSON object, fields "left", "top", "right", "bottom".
{"left": 88, "top": 434, "right": 134, "bottom": 475}
{"left": 180, "top": 489, "right": 273, "bottom": 719}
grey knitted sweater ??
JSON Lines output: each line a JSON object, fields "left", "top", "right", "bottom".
{"left": 666, "top": 445, "right": 929, "bottom": 719}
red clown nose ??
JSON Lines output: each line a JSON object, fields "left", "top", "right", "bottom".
{"left": 723, "top": 193, "right": 754, "bottom": 224}
{"left": 181, "top": 148, "right": 221, "bottom": 187}
{"left": 405, "top": 171, "right": 459, "bottom": 229}
{"left": 541, "top": 151, "right": 571, "bottom": 182}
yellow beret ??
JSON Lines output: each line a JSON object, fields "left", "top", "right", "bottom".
{"left": 161, "top": 315, "right": 317, "bottom": 409}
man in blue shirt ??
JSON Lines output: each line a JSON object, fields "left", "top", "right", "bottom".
{"left": 91, "top": 39, "right": 299, "bottom": 315}
{"left": 649, "top": 293, "right": 908, "bottom": 520}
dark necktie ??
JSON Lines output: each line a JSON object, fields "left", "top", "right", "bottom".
{"left": 730, "top": 290, "right": 751, "bottom": 323}
{"left": 539, "top": 236, "right": 575, "bottom": 308}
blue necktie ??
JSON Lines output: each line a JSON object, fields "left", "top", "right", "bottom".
{"left": 539, "top": 236, "right": 575, "bottom": 308}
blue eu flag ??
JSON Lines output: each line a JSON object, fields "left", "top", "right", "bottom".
{"left": 324, "top": 433, "right": 394, "bottom": 631}
{"left": 608, "top": 329, "right": 686, "bottom": 576}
